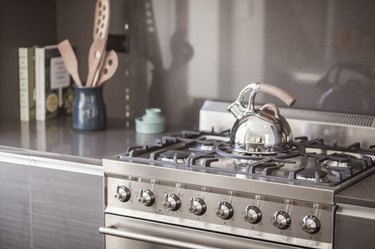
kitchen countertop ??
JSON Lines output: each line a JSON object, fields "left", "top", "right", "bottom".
{"left": 335, "top": 172, "right": 375, "bottom": 208}
{"left": 0, "top": 116, "right": 187, "bottom": 165}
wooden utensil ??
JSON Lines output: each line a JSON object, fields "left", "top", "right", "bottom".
{"left": 91, "top": 0, "right": 111, "bottom": 87}
{"left": 57, "top": 39, "right": 82, "bottom": 87}
{"left": 97, "top": 50, "right": 118, "bottom": 86}
{"left": 86, "top": 38, "right": 106, "bottom": 87}
{"left": 93, "top": 0, "right": 110, "bottom": 41}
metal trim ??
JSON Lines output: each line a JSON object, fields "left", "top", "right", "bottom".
{"left": 0, "top": 151, "right": 103, "bottom": 176}
{"left": 337, "top": 204, "right": 375, "bottom": 220}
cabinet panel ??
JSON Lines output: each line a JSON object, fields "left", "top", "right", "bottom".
{"left": 0, "top": 162, "right": 31, "bottom": 249}
{"left": 335, "top": 210, "right": 375, "bottom": 249}
{"left": 30, "top": 167, "right": 104, "bottom": 249}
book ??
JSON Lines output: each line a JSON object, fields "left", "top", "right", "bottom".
{"left": 35, "top": 45, "right": 72, "bottom": 121}
{"left": 18, "top": 47, "right": 36, "bottom": 121}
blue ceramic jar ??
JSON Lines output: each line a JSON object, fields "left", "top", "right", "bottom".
{"left": 72, "top": 86, "right": 107, "bottom": 131}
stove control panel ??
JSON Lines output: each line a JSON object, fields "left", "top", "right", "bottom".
{"left": 272, "top": 211, "right": 291, "bottom": 230}
{"left": 163, "top": 193, "right": 181, "bottom": 211}
{"left": 300, "top": 215, "right": 321, "bottom": 234}
{"left": 189, "top": 198, "right": 207, "bottom": 216}
{"left": 107, "top": 178, "right": 333, "bottom": 248}
{"left": 137, "top": 189, "right": 155, "bottom": 206}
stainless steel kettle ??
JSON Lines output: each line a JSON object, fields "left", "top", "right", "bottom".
{"left": 227, "top": 83, "right": 296, "bottom": 154}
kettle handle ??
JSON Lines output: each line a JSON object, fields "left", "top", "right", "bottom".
{"left": 260, "top": 83, "right": 296, "bottom": 106}
{"left": 228, "top": 82, "right": 295, "bottom": 119}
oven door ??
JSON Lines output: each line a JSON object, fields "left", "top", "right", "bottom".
{"left": 99, "top": 214, "right": 299, "bottom": 249}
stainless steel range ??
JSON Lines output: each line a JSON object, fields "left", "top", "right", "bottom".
{"left": 100, "top": 84, "right": 375, "bottom": 249}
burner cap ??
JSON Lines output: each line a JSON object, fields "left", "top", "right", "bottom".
{"left": 323, "top": 154, "right": 358, "bottom": 168}
{"left": 159, "top": 150, "right": 191, "bottom": 164}
{"left": 296, "top": 168, "right": 328, "bottom": 183}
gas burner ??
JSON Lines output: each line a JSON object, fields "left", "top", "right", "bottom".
{"left": 214, "top": 142, "right": 301, "bottom": 160}
{"left": 296, "top": 168, "right": 330, "bottom": 183}
{"left": 322, "top": 154, "right": 358, "bottom": 168}
{"left": 159, "top": 150, "right": 191, "bottom": 164}
{"left": 197, "top": 143, "right": 214, "bottom": 151}
{"left": 189, "top": 141, "right": 216, "bottom": 152}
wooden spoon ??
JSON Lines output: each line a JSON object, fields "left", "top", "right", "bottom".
{"left": 57, "top": 39, "right": 82, "bottom": 87}
{"left": 97, "top": 50, "right": 118, "bottom": 86}
{"left": 86, "top": 38, "right": 106, "bottom": 87}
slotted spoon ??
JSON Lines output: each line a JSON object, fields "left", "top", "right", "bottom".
{"left": 91, "top": 0, "right": 111, "bottom": 86}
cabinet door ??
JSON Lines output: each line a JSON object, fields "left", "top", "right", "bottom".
{"left": 335, "top": 206, "right": 375, "bottom": 249}
{"left": 0, "top": 161, "right": 31, "bottom": 249}
{"left": 30, "top": 167, "right": 104, "bottom": 249}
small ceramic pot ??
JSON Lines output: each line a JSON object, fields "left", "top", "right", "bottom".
{"left": 72, "top": 86, "right": 107, "bottom": 131}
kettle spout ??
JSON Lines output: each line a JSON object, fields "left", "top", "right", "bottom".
{"left": 227, "top": 102, "right": 244, "bottom": 120}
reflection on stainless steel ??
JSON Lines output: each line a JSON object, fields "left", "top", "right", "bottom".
{"left": 228, "top": 83, "right": 295, "bottom": 153}
{"left": 317, "top": 62, "right": 375, "bottom": 114}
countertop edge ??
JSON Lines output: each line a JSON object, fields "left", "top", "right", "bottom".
{"left": 0, "top": 145, "right": 103, "bottom": 176}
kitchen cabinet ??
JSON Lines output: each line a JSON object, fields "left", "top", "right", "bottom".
{"left": 0, "top": 161, "right": 31, "bottom": 249}
{"left": 0, "top": 155, "right": 104, "bottom": 249}
{"left": 335, "top": 173, "right": 375, "bottom": 249}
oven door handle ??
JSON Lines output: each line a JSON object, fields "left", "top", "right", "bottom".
{"left": 99, "top": 226, "right": 218, "bottom": 249}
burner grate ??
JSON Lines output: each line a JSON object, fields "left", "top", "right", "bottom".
{"left": 117, "top": 131, "right": 374, "bottom": 187}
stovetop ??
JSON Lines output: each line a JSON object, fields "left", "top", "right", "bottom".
{"left": 117, "top": 130, "right": 375, "bottom": 188}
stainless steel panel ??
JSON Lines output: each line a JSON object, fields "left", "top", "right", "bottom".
{"left": 102, "top": 214, "right": 299, "bottom": 249}
{"left": 105, "top": 177, "right": 333, "bottom": 248}
{"left": 334, "top": 205, "right": 375, "bottom": 249}
{"left": 103, "top": 159, "right": 335, "bottom": 204}
{"left": 335, "top": 172, "right": 375, "bottom": 208}
{"left": 199, "top": 100, "right": 375, "bottom": 147}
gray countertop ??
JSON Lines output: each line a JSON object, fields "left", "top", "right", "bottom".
{"left": 0, "top": 116, "right": 185, "bottom": 165}
{"left": 335, "top": 172, "right": 375, "bottom": 208}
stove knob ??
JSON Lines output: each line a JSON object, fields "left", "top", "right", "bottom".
{"left": 137, "top": 189, "right": 155, "bottom": 206}
{"left": 115, "top": 185, "right": 131, "bottom": 202}
{"left": 244, "top": 205, "right": 262, "bottom": 224}
{"left": 188, "top": 198, "right": 207, "bottom": 216}
{"left": 215, "top": 201, "right": 234, "bottom": 220}
{"left": 301, "top": 215, "right": 321, "bottom": 234}
{"left": 272, "top": 211, "right": 291, "bottom": 230}
{"left": 162, "top": 193, "right": 181, "bottom": 211}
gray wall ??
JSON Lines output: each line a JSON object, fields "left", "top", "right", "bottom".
{"left": 0, "top": 0, "right": 56, "bottom": 121}
{"left": 1, "top": 0, "right": 375, "bottom": 129}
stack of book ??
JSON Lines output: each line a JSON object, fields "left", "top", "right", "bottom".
{"left": 18, "top": 45, "right": 74, "bottom": 121}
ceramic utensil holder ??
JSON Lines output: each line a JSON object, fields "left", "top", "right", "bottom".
{"left": 72, "top": 86, "right": 106, "bottom": 131}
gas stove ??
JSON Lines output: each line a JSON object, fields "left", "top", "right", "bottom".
{"left": 101, "top": 103, "right": 375, "bottom": 249}
{"left": 117, "top": 131, "right": 374, "bottom": 188}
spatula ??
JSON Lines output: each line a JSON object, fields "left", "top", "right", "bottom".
{"left": 97, "top": 50, "right": 118, "bottom": 86}
{"left": 57, "top": 39, "right": 82, "bottom": 87}
{"left": 86, "top": 38, "right": 106, "bottom": 87}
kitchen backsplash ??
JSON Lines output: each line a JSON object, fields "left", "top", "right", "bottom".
{"left": 2, "top": 0, "right": 375, "bottom": 128}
